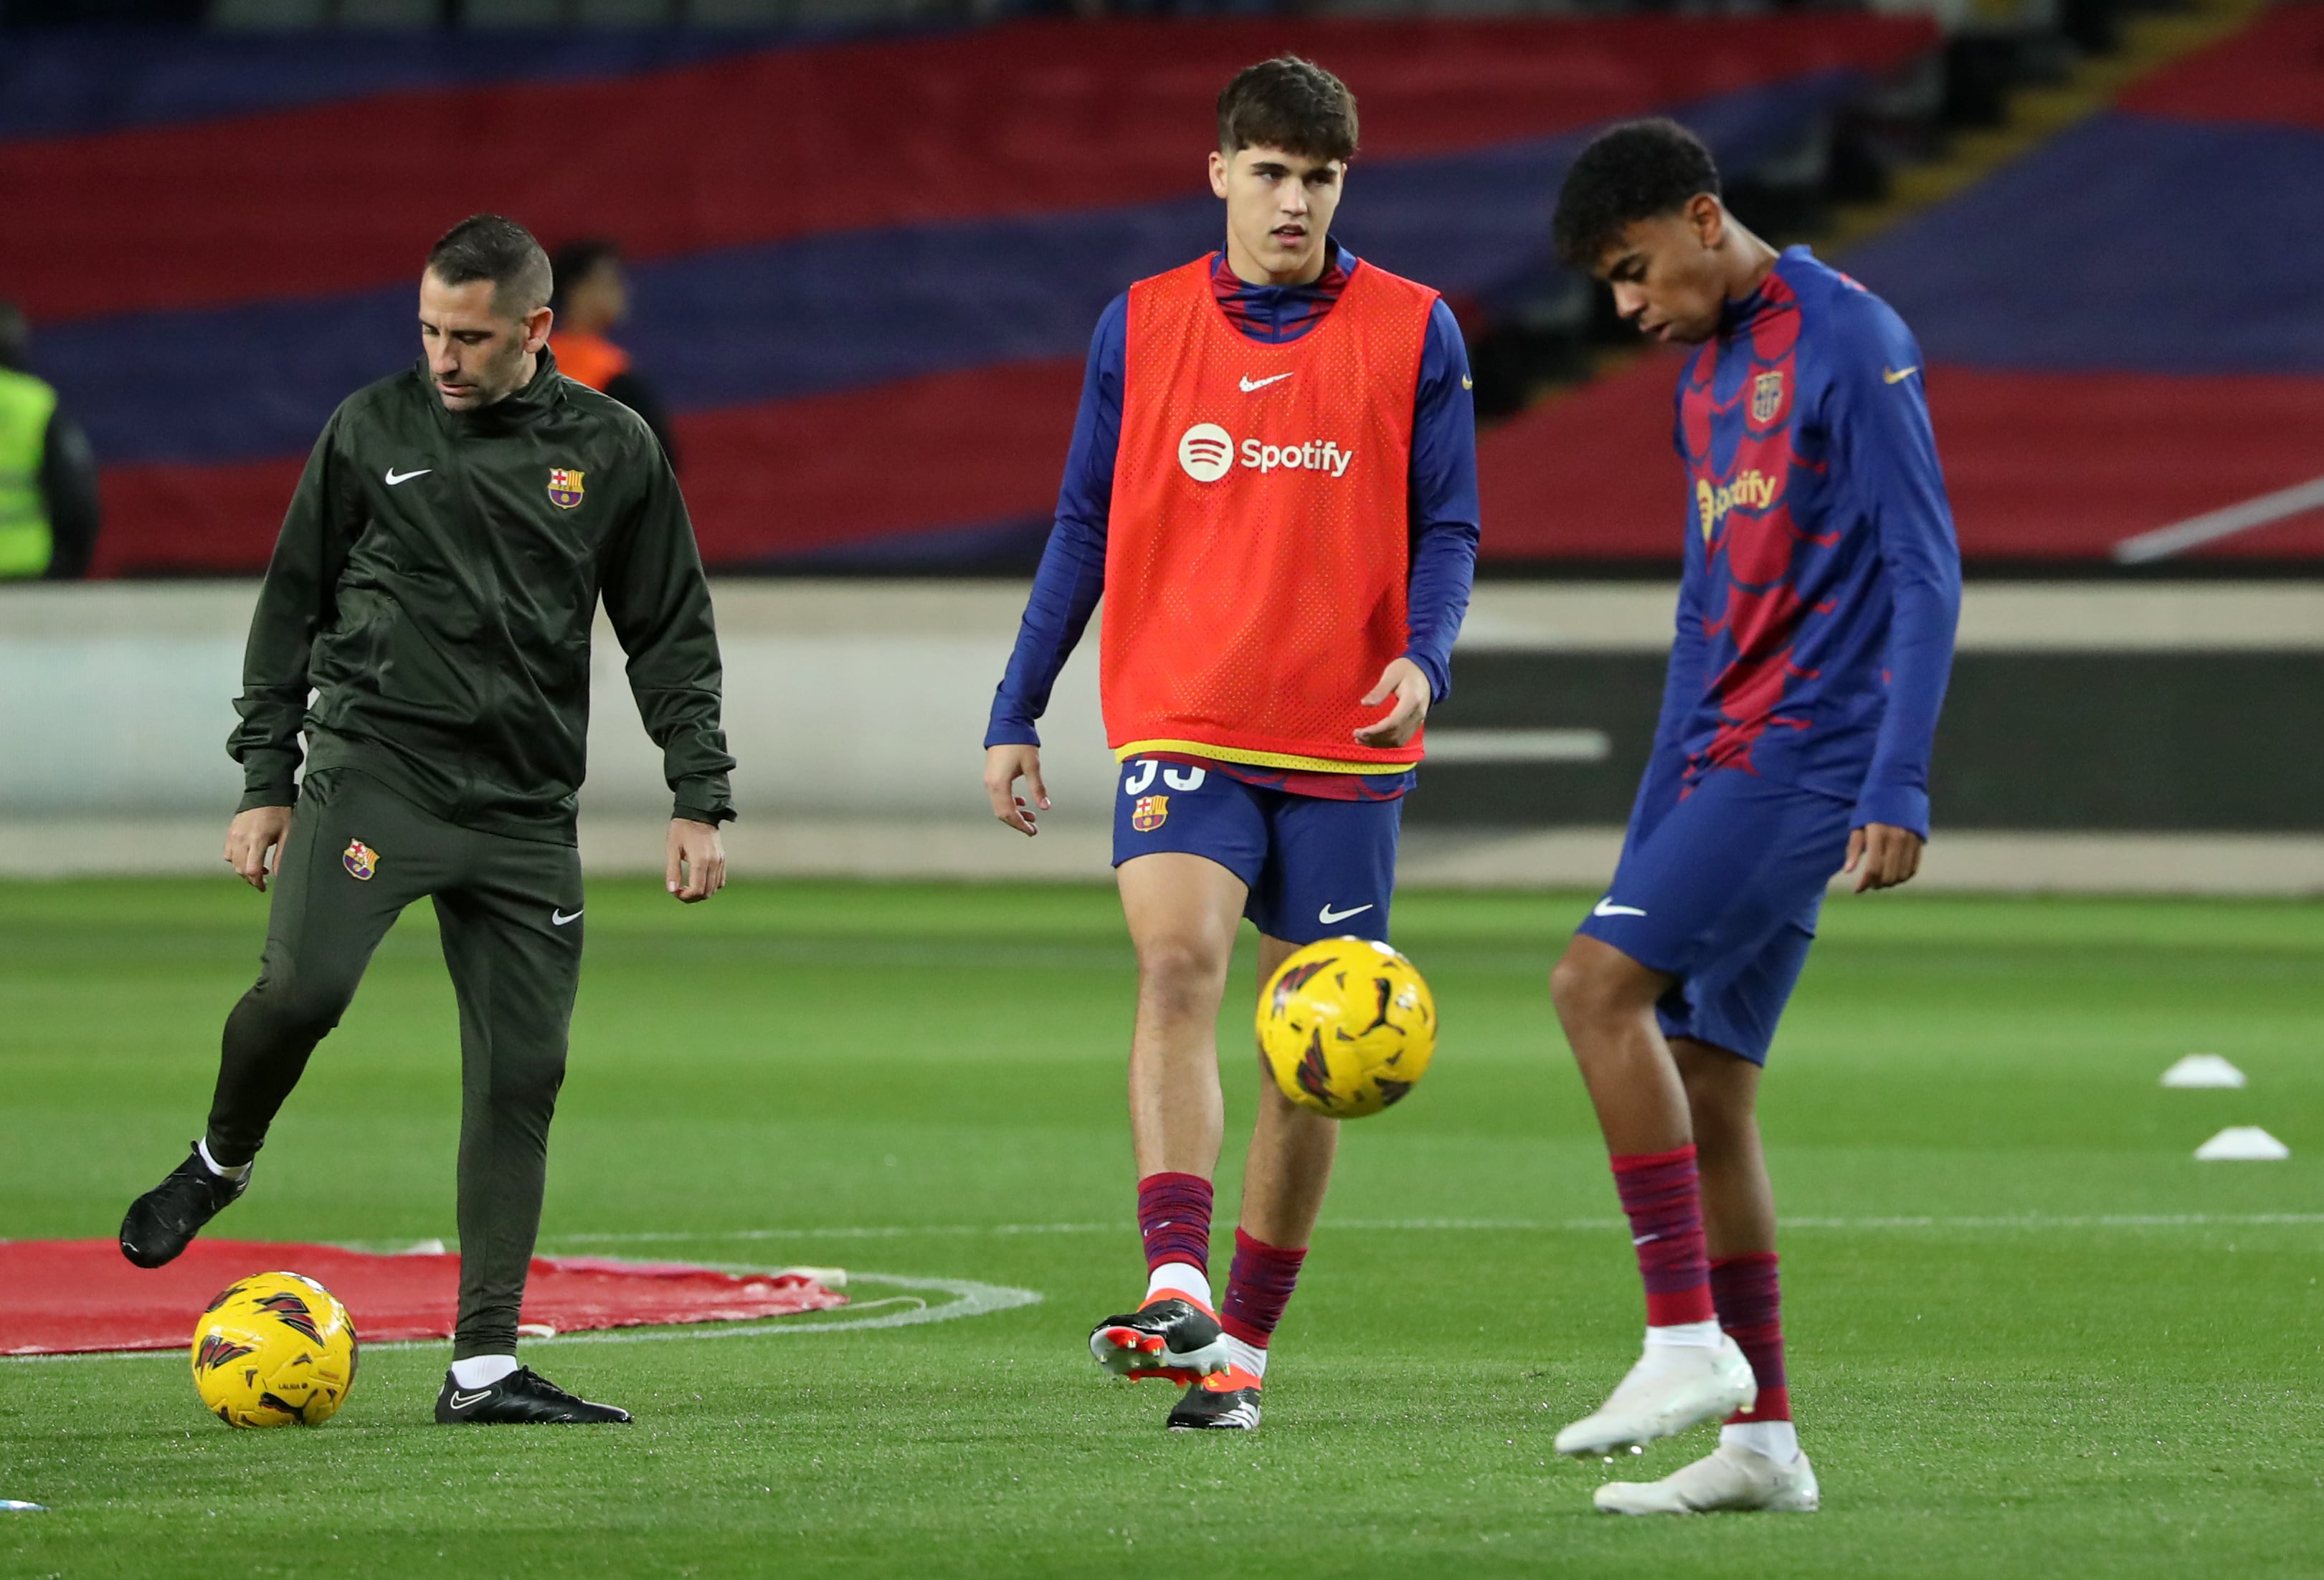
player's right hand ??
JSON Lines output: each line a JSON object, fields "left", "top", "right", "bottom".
{"left": 984, "top": 744, "right": 1049, "bottom": 837}
{"left": 1844, "top": 822, "right": 1923, "bottom": 893}
{"left": 223, "top": 805, "right": 293, "bottom": 893}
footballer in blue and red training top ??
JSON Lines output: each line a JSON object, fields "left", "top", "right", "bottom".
{"left": 982, "top": 56, "right": 1479, "bottom": 1431}
{"left": 1542, "top": 120, "right": 1960, "bottom": 1511}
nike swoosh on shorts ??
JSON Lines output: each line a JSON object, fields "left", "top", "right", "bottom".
{"left": 1318, "top": 903, "right": 1374, "bottom": 925}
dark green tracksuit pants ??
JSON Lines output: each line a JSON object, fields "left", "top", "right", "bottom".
{"left": 204, "top": 769, "right": 584, "bottom": 1358}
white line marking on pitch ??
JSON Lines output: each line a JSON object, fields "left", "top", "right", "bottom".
{"left": 0, "top": 1271, "right": 1040, "bottom": 1365}
{"left": 559, "top": 1212, "right": 2324, "bottom": 1244}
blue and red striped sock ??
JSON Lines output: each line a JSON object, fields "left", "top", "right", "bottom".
{"left": 1219, "top": 1229, "right": 1305, "bottom": 1378}
{"left": 1611, "top": 1145, "right": 1716, "bottom": 1330}
{"left": 1137, "top": 1171, "right": 1214, "bottom": 1308}
{"left": 1712, "top": 1252, "right": 1789, "bottom": 1422}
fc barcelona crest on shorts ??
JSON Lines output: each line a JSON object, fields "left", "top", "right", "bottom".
{"left": 342, "top": 839, "right": 378, "bottom": 881}
{"left": 547, "top": 468, "right": 586, "bottom": 509}
{"left": 1131, "top": 795, "right": 1169, "bottom": 832}
{"left": 1750, "top": 371, "right": 1785, "bottom": 425}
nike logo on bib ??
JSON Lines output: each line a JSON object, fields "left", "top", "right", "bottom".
{"left": 1238, "top": 373, "right": 1294, "bottom": 393}
{"left": 384, "top": 467, "right": 431, "bottom": 485}
{"left": 1593, "top": 899, "right": 1647, "bottom": 918}
{"left": 1318, "top": 903, "right": 1374, "bottom": 925}
{"left": 552, "top": 908, "right": 583, "bottom": 926}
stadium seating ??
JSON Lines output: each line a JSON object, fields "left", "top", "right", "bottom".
{"left": 3, "top": 16, "right": 1933, "bottom": 573}
{"left": 1476, "top": 2, "right": 2324, "bottom": 564}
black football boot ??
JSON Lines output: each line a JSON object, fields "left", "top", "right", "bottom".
{"left": 435, "top": 1367, "right": 633, "bottom": 1425}
{"left": 120, "top": 1145, "right": 250, "bottom": 1268}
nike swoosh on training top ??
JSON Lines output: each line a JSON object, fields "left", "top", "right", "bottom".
{"left": 1592, "top": 899, "right": 1647, "bottom": 918}
{"left": 447, "top": 1389, "right": 493, "bottom": 1409}
{"left": 384, "top": 467, "right": 432, "bottom": 485}
{"left": 551, "top": 908, "right": 582, "bottom": 926}
{"left": 1882, "top": 366, "right": 1920, "bottom": 385}
{"left": 1461, "top": 375, "right": 1474, "bottom": 391}
{"left": 1238, "top": 373, "right": 1294, "bottom": 393}
{"left": 1318, "top": 903, "right": 1374, "bottom": 925}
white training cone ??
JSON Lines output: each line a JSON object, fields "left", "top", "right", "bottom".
{"left": 2193, "top": 1126, "right": 2290, "bottom": 1161}
{"left": 2161, "top": 1055, "right": 2247, "bottom": 1088}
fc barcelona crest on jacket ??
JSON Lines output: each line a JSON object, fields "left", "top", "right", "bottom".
{"left": 343, "top": 839, "right": 378, "bottom": 881}
{"left": 547, "top": 468, "right": 586, "bottom": 509}
{"left": 1131, "top": 795, "right": 1169, "bottom": 832}
{"left": 1750, "top": 371, "right": 1785, "bottom": 424}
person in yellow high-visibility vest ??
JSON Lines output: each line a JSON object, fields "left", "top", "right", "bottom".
{"left": 0, "top": 302, "right": 100, "bottom": 580}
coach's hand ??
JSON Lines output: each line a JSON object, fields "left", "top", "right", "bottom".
{"left": 668, "top": 818, "right": 726, "bottom": 903}
{"left": 1844, "top": 822, "right": 1922, "bottom": 893}
{"left": 985, "top": 743, "right": 1048, "bottom": 837}
{"left": 224, "top": 805, "right": 293, "bottom": 893}
{"left": 1355, "top": 657, "right": 1431, "bottom": 750}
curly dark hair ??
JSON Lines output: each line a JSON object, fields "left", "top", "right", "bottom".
{"left": 1217, "top": 56, "right": 1359, "bottom": 163}
{"left": 1551, "top": 119, "right": 1722, "bottom": 271}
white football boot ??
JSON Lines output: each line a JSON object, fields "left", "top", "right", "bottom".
{"left": 1594, "top": 1441, "right": 1820, "bottom": 1515}
{"left": 1552, "top": 1334, "right": 1756, "bottom": 1457}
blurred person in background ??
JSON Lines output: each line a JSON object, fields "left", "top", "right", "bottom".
{"left": 549, "top": 239, "right": 679, "bottom": 468}
{"left": 0, "top": 301, "right": 101, "bottom": 580}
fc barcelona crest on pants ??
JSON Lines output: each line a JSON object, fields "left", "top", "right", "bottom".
{"left": 1131, "top": 795, "right": 1169, "bottom": 832}
{"left": 343, "top": 840, "right": 378, "bottom": 881}
{"left": 1751, "top": 371, "right": 1785, "bottom": 424}
{"left": 547, "top": 468, "right": 586, "bottom": 509}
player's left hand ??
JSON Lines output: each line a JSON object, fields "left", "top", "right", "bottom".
{"left": 1844, "top": 822, "right": 1922, "bottom": 893}
{"left": 667, "top": 818, "right": 726, "bottom": 903}
{"left": 1355, "top": 657, "right": 1431, "bottom": 749}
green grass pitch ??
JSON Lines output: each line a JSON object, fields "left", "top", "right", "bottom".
{"left": 3, "top": 877, "right": 2320, "bottom": 1577}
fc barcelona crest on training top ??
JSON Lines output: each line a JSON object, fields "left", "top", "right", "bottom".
{"left": 1131, "top": 795, "right": 1169, "bottom": 832}
{"left": 547, "top": 468, "right": 586, "bottom": 509}
{"left": 1750, "top": 371, "right": 1785, "bottom": 425}
{"left": 343, "top": 840, "right": 378, "bottom": 881}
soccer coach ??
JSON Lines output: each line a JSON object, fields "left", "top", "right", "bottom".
{"left": 120, "top": 214, "right": 734, "bottom": 1426}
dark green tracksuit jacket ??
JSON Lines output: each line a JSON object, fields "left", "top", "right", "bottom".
{"left": 229, "top": 348, "right": 734, "bottom": 837}
{"left": 207, "top": 350, "right": 734, "bottom": 1359}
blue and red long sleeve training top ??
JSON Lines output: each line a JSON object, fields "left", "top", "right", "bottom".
{"left": 1633, "top": 245, "right": 1961, "bottom": 845}
{"left": 985, "top": 242, "right": 1481, "bottom": 799}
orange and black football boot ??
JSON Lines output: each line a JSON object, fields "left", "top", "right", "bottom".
{"left": 1167, "top": 1364, "right": 1263, "bottom": 1429}
{"left": 1088, "top": 1291, "right": 1233, "bottom": 1383}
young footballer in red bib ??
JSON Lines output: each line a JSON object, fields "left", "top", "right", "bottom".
{"left": 982, "top": 57, "right": 1479, "bottom": 1431}
{"left": 1542, "top": 122, "right": 1960, "bottom": 1512}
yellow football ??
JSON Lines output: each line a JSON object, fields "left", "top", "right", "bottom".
{"left": 1256, "top": 938, "right": 1438, "bottom": 1118}
{"left": 190, "top": 1271, "right": 359, "bottom": 1428}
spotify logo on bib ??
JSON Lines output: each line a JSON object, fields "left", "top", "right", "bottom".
{"left": 1177, "top": 423, "right": 1235, "bottom": 483}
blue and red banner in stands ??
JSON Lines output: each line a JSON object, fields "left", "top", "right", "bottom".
{"left": 1480, "top": 2, "right": 2324, "bottom": 564}
{"left": 4, "top": 16, "right": 1933, "bottom": 574}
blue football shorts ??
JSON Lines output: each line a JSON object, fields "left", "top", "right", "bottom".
{"left": 1111, "top": 756, "right": 1403, "bottom": 945}
{"left": 1575, "top": 769, "right": 1855, "bottom": 1065}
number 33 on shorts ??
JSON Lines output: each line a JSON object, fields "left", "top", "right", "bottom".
{"left": 1122, "top": 758, "right": 1206, "bottom": 833}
